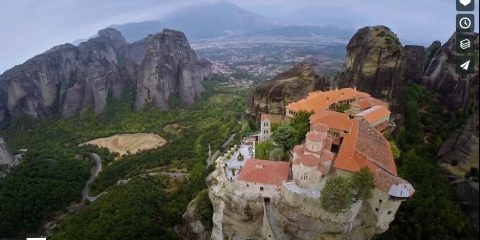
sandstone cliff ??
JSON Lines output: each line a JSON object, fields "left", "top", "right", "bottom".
{"left": 176, "top": 190, "right": 212, "bottom": 240}
{"left": 0, "top": 28, "right": 211, "bottom": 126}
{"left": 0, "top": 138, "right": 14, "bottom": 177}
{"left": 206, "top": 163, "right": 383, "bottom": 240}
{"left": 404, "top": 45, "right": 426, "bottom": 83}
{"left": 336, "top": 26, "right": 405, "bottom": 115}
{"left": 246, "top": 56, "right": 330, "bottom": 117}
{"left": 423, "top": 33, "right": 479, "bottom": 112}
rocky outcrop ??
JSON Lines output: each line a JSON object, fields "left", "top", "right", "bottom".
{"left": 246, "top": 56, "right": 330, "bottom": 117}
{"left": 0, "top": 138, "right": 14, "bottom": 177}
{"left": 135, "top": 29, "right": 209, "bottom": 110}
{"left": 404, "top": 45, "right": 426, "bottom": 83}
{"left": 336, "top": 26, "right": 405, "bottom": 115}
{"left": 176, "top": 192, "right": 212, "bottom": 240}
{"left": 423, "top": 33, "right": 479, "bottom": 112}
{"left": 0, "top": 28, "right": 211, "bottom": 126}
{"left": 207, "top": 161, "right": 387, "bottom": 240}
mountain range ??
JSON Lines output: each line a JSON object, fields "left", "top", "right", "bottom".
{"left": 75, "top": 1, "right": 354, "bottom": 44}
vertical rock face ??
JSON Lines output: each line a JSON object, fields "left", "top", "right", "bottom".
{"left": 0, "top": 28, "right": 211, "bottom": 126}
{"left": 423, "top": 33, "right": 479, "bottom": 112}
{"left": 135, "top": 29, "right": 209, "bottom": 110}
{"left": 246, "top": 56, "right": 331, "bottom": 117}
{"left": 336, "top": 26, "right": 405, "bottom": 115}
{"left": 404, "top": 45, "right": 426, "bottom": 83}
{"left": 0, "top": 138, "right": 14, "bottom": 177}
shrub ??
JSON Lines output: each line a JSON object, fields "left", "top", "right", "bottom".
{"left": 320, "top": 176, "right": 354, "bottom": 213}
{"left": 351, "top": 167, "right": 374, "bottom": 200}
{"left": 269, "top": 148, "right": 286, "bottom": 161}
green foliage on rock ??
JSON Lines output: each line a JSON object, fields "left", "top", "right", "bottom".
{"left": 320, "top": 175, "right": 355, "bottom": 213}
{"left": 194, "top": 189, "right": 213, "bottom": 231}
{"left": 351, "top": 167, "right": 374, "bottom": 200}
{"left": 389, "top": 140, "right": 401, "bottom": 160}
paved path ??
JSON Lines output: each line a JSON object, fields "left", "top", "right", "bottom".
{"left": 82, "top": 153, "right": 103, "bottom": 202}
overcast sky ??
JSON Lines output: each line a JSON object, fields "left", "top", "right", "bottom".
{"left": 0, "top": 0, "right": 478, "bottom": 73}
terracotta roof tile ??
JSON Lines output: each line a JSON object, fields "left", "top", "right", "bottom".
{"left": 238, "top": 159, "right": 290, "bottom": 185}
{"left": 355, "top": 106, "right": 391, "bottom": 125}
{"left": 375, "top": 121, "right": 390, "bottom": 132}
{"left": 311, "top": 123, "right": 329, "bottom": 132}
{"left": 310, "top": 110, "right": 353, "bottom": 133}
{"left": 356, "top": 122, "right": 396, "bottom": 175}
{"left": 261, "top": 114, "right": 271, "bottom": 121}
{"left": 286, "top": 88, "right": 359, "bottom": 113}
{"left": 374, "top": 169, "right": 415, "bottom": 197}
{"left": 333, "top": 120, "right": 397, "bottom": 176}
{"left": 306, "top": 131, "right": 328, "bottom": 142}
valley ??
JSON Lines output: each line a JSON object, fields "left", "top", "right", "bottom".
{"left": 0, "top": 80, "right": 249, "bottom": 238}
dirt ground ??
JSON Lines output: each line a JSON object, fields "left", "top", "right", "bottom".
{"left": 80, "top": 133, "right": 167, "bottom": 157}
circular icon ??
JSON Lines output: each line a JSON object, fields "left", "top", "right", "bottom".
{"left": 459, "top": 17, "right": 471, "bottom": 29}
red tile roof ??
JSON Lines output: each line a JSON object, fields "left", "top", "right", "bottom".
{"left": 375, "top": 121, "right": 390, "bottom": 132}
{"left": 286, "top": 88, "right": 359, "bottom": 113}
{"left": 351, "top": 98, "right": 372, "bottom": 110}
{"left": 306, "top": 131, "right": 328, "bottom": 142}
{"left": 261, "top": 114, "right": 271, "bottom": 121}
{"left": 374, "top": 169, "right": 415, "bottom": 197}
{"left": 295, "top": 154, "right": 323, "bottom": 167}
{"left": 310, "top": 110, "right": 353, "bottom": 133}
{"left": 311, "top": 123, "right": 329, "bottom": 132}
{"left": 355, "top": 106, "right": 391, "bottom": 125}
{"left": 356, "top": 122, "right": 396, "bottom": 175}
{"left": 238, "top": 159, "right": 290, "bottom": 185}
{"left": 334, "top": 120, "right": 397, "bottom": 176}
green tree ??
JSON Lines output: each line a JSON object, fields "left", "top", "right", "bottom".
{"left": 389, "top": 140, "right": 401, "bottom": 160}
{"left": 271, "top": 124, "right": 296, "bottom": 152}
{"left": 320, "top": 176, "right": 354, "bottom": 213}
{"left": 350, "top": 167, "right": 374, "bottom": 200}
{"left": 269, "top": 148, "right": 286, "bottom": 161}
{"left": 289, "top": 110, "right": 312, "bottom": 144}
{"left": 255, "top": 140, "right": 273, "bottom": 159}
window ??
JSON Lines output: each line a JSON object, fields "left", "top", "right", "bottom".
{"left": 387, "top": 211, "right": 392, "bottom": 215}
{"left": 260, "top": 187, "right": 264, "bottom": 191}
{"left": 375, "top": 208, "right": 379, "bottom": 212}
{"left": 379, "top": 199, "right": 383, "bottom": 203}
{"left": 246, "top": 184, "right": 249, "bottom": 187}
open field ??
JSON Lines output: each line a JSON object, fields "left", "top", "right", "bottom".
{"left": 80, "top": 133, "right": 167, "bottom": 157}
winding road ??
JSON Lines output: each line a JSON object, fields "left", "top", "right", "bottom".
{"left": 82, "top": 153, "right": 103, "bottom": 202}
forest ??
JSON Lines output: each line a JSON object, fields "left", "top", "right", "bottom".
{"left": 376, "top": 83, "right": 473, "bottom": 240}
{"left": 0, "top": 80, "right": 247, "bottom": 239}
